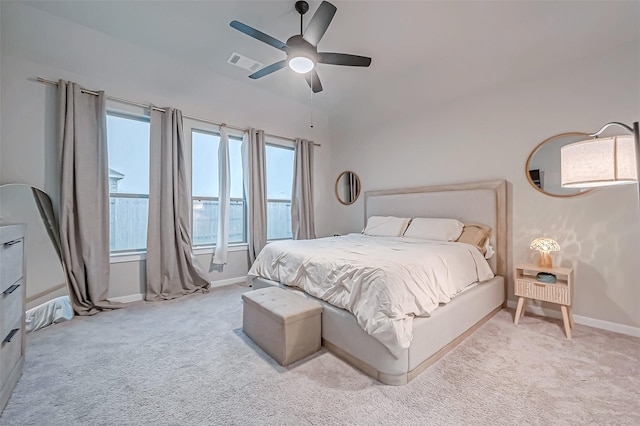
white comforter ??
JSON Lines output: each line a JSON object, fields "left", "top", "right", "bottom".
{"left": 248, "top": 234, "right": 494, "bottom": 358}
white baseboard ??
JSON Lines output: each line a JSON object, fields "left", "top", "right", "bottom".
{"left": 506, "top": 300, "right": 640, "bottom": 338}
{"left": 108, "top": 293, "right": 144, "bottom": 304}
{"left": 211, "top": 276, "right": 248, "bottom": 288}
{"left": 107, "top": 277, "right": 246, "bottom": 304}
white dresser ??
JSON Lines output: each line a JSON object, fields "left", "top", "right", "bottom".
{"left": 0, "top": 224, "right": 25, "bottom": 413}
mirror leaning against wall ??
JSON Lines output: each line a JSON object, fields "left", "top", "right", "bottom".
{"left": 335, "top": 171, "right": 361, "bottom": 205}
{"left": 0, "top": 184, "right": 73, "bottom": 332}
{"left": 525, "top": 132, "right": 595, "bottom": 197}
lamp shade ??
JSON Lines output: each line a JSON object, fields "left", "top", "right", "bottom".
{"left": 530, "top": 238, "right": 560, "bottom": 253}
{"left": 561, "top": 135, "right": 637, "bottom": 188}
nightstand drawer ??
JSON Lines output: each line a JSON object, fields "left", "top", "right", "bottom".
{"left": 515, "top": 279, "right": 570, "bottom": 305}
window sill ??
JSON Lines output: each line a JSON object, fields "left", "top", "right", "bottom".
{"left": 110, "top": 251, "right": 146, "bottom": 263}
{"left": 193, "top": 244, "right": 248, "bottom": 256}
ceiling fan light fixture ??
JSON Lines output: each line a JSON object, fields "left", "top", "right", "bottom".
{"left": 288, "top": 55, "right": 315, "bottom": 73}
{"left": 230, "top": 1, "right": 371, "bottom": 92}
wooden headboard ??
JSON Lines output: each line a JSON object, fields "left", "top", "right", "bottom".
{"left": 364, "top": 180, "right": 509, "bottom": 286}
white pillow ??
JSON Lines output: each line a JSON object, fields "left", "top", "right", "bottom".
{"left": 364, "top": 216, "right": 411, "bottom": 237}
{"left": 403, "top": 218, "right": 464, "bottom": 241}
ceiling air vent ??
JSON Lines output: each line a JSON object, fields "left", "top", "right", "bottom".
{"left": 227, "top": 52, "right": 263, "bottom": 72}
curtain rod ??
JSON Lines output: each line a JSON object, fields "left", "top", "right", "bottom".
{"left": 36, "top": 77, "right": 320, "bottom": 147}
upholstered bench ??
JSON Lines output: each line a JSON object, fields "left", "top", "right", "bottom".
{"left": 242, "top": 287, "right": 323, "bottom": 366}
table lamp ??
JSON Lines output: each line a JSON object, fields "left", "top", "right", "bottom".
{"left": 530, "top": 237, "right": 560, "bottom": 268}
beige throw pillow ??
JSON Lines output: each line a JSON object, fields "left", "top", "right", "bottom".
{"left": 456, "top": 223, "right": 491, "bottom": 255}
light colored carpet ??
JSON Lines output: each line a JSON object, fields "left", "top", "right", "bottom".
{"left": 1, "top": 283, "right": 638, "bottom": 425}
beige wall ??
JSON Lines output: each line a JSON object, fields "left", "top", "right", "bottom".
{"left": 108, "top": 250, "right": 250, "bottom": 299}
{"left": 329, "top": 42, "right": 640, "bottom": 330}
{"left": 0, "top": 3, "right": 334, "bottom": 299}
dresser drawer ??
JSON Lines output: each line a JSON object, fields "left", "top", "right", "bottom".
{"left": 0, "top": 319, "right": 23, "bottom": 388}
{"left": 515, "top": 279, "right": 570, "bottom": 305}
{"left": 1, "top": 279, "right": 24, "bottom": 338}
{"left": 0, "top": 238, "right": 23, "bottom": 293}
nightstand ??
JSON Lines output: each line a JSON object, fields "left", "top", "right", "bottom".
{"left": 514, "top": 263, "right": 574, "bottom": 339}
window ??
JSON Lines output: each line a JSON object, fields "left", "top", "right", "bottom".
{"left": 191, "top": 130, "right": 245, "bottom": 246}
{"left": 265, "top": 142, "right": 295, "bottom": 240}
{"left": 107, "top": 111, "right": 150, "bottom": 252}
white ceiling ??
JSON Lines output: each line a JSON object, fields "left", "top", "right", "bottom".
{"left": 23, "top": 1, "right": 640, "bottom": 122}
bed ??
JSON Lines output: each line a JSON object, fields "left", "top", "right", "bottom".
{"left": 248, "top": 180, "right": 509, "bottom": 385}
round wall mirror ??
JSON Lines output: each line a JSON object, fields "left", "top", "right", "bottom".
{"left": 335, "top": 171, "right": 361, "bottom": 205}
{"left": 526, "top": 132, "right": 594, "bottom": 197}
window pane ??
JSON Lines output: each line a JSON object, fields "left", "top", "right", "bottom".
{"left": 192, "top": 131, "right": 219, "bottom": 198}
{"left": 109, "top": 196, "right": 148, "bottom": 252}
{"left": 228, "top": 201, "right": 245, "bottom": 243}
{"left": 266, "top": 145, "right": 294, "bottom": 199}
{"left": 107, "top": 114, "right": 150, "bottom": 194}
{"left": 107, "top": 113, "right": 150, "bottom": 252}
{"left": 266, "top": 144, "right": 294, "bottom": 240}
{"left": 192, "top": 198, "right": 218, "bottom": 246}
{"left": 192, "top": 199, "right": 245, "bottom": 246}
{"left": 267, "top": 201, "right": 292, "bottom": 240}
{"left": 192, "top": 130, "right": 246, "bottom": 246}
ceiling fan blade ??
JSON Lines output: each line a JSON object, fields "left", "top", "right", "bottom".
{"left": 304, "top": 70, "right": 323, "bottom": 93}
{"left": 249, "top": 60, "right": 287, "bottom": 79}
{"left": 230, "top": 20, "right": 287, "bottom": 51}
{"left": 317, "top": 52, "right": 372, "bottom": 67}
{"left": 302, "top": 1, "right": 337, "bottom": 46}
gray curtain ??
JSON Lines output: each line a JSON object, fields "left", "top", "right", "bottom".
{"left": 291, "top": 138, "right": 316, "bottom": 240}
{"left": 57, "top": 80, "right": 119, "bottom": 315}
{"left": 241, "top": 129, "right": 267, "bottom": 263}
{"left": 146, "top": 107, "right": 210, "bottom": 300}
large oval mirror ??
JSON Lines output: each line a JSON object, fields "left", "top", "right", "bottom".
{"left": 526, "top": 132, "right": 595, "bottom": 197}
{"left": 335, "top": 171, "right": 361, "bottom": 205}
{"left": 0, "top": 184, "right": 72, "bottom": 332}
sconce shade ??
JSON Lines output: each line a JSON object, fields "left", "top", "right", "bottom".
{"left": 530, "top": 238, "right": 560, "bottom": 268}
{"left": 561, "top": 135, "right": 637, "bottom": 188}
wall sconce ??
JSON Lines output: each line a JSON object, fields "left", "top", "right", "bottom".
{"left": 561, "top": 122, "right": 639, "bottom": 201}
{"left": 530, "top": 237, "right": 560, "bottom": 268}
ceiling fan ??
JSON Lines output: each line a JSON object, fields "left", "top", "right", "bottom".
{"left": 230, "top": 0, "right": 372, "bottom": 93}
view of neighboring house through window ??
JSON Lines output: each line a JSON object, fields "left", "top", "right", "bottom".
{"left": 265, "top": 141, "right": 295, "bottom": 240}
{"left": 191, "top": 130, "right": 245, "bottom": 246}
{"left": 107, "top": 111, "right": 150, "bottom": 252}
